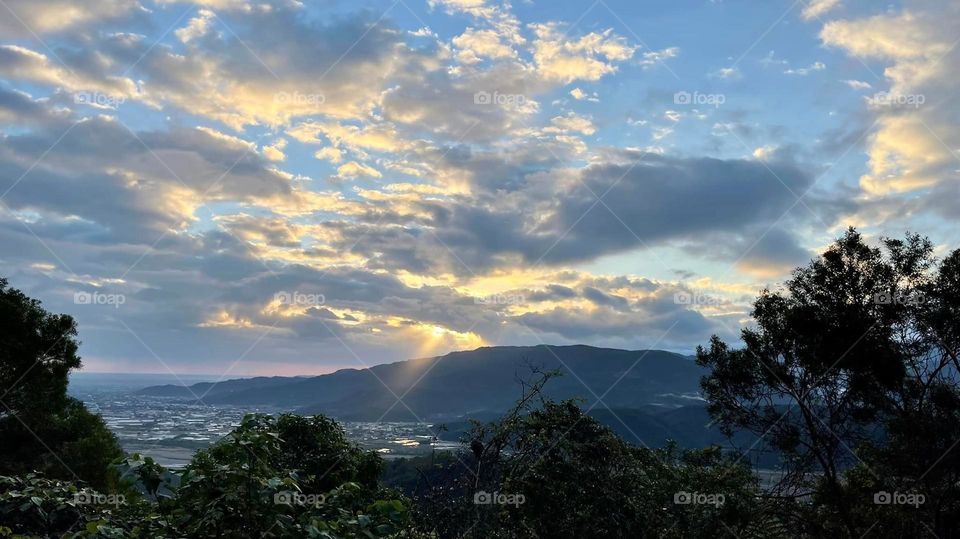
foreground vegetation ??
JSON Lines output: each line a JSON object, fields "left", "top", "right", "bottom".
{"left": 2, "top": 227, "right": 960, "bottom": 537}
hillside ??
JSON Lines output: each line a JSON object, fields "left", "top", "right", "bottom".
{"left": 139, "top": 345, "right": 707, "bottom": 421}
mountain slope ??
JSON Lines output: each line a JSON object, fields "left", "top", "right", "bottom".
{"left": 138, "top": 345, "right": 707, "bottom": 421}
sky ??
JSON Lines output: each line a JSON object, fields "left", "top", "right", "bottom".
{"left": 0, "top": 0, "right": 957, "bottom": 376}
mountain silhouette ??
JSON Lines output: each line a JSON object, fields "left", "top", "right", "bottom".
{"left": 139, "top": 344, "right": 707, "bottom": 421}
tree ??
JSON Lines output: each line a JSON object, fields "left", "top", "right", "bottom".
{"left": 0, "top": 278, "right": 122, "bottom": 490}
{"left": 409, "top": 372, "right": 770, "bottom": 538}
{"left": 697, "top": 229, "right": 960, "bottom": 537}
{"left": 172, "top": 413, "right": 415, "bottom": 538}
{"left": 2, "top": 414, "right": 422, "bottom": 538}
{"left": 0, "top": 277, "right": 80, "bottom": 420}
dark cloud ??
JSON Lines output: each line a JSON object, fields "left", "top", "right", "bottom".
{"left": 327, "top": 152, "right": 817, "bottom": 275}
{"left": 582, "top": 286, "right": 630, "bottom": 311}
{"left": 528, "top": 284, "right": 577, "bottom": 301}
{"left": 0, "top": 88, "right": 69, "bottom": 126}
{"left": 539, "top": 153, "right": 813, "bottom": 263}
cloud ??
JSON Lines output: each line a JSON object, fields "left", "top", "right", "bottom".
{"left": 428, "top": 0, "right": 524, "bottom": 45}
{"left": 683, "top": 227, "right": 812, "bottom": 280}
{"left": 0, "top": 0, "right": 142, "bottom": 36}
{"left": 841, "top": 79, "right": 872, "bottom": 90}
{"left": 530, "top": 23, "right": 636, "bottom": 83}
{"left": 544, "top": 112, "right": 596, "bottom": 135}
{"left": 0, "top": 44, "right": 139, "bottom": 99}
{"left": 638, "top": 46, "right": 679, "bottom": 69}
{"left": 820, "top": 1, "right": 960, "bottom": 199}
{"left": 537, "top": 153, "right": 813, "bottom": 263}
{"left": 569, "top": 87, "right": 599, "bottom": 102}
{"left": 262, "top": 139, "right": 287, "bottom": 162}
{"left": 711, "top": 66, "right": 740, "bottom": 79}
{"left": 452, "top": 27, "right": 516, "bottom": 63}
{"left": 108, "top": 7, "right": 431, "bottom": 129}
{"left": 0, "top": 88, "right": 71, "bottom": 126}
{"left": 314, "top": 151, "right": 816, "bottom": 275}
{"left": 0, "top": 113, "right": 308, "bottom": 243}
{"left": 784, "top": 61, "right": 825, "bottom": 75}
{"left": 801, "top": 0, "right": 842, "bottom": 21}
{"left": 337, "top": 161, "right": 382, "bottom": 178}
{"left": 314, "top": 147, "right": 344, "bottom": 163}
{"left": 0, "top": 0, "right": 819, "bottom": 373}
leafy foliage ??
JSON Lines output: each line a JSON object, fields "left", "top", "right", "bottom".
{"left": 698, "top": 229, "right": 960, "bottom": 537}
{"left": 0, "top": 278, "right": 80, "bottom": 419}
{"left": 1, "top": 415, "right": 420, "bottom": 538}
{"left": 404, "top": 372, "right": 774, "bottom": 538}
{"left": 0, "top": 279, "right": 122, "bottom": 490}
{"left": 172, "top": 413, "right": 413, "bottom": 538}
{"left": 0, "top": 473, "right": 153, "bottom": 538}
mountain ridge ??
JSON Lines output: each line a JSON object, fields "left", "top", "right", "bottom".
{"left": 138, "top": 344, "right": 706, "bottom": 421}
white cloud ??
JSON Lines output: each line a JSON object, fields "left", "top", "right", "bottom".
{"left": 337, "top": 161, "right": 383, "bottom": 178}
{"left": 841, "top": 79, "right": 872, "bottom": 90}
{"left": 711, "top": 66, "right": 740, "bottom": 79}
{"left": 569, "top": 87, "right": 599, "bottom": 102}
{"left": 544, "top": 112, "right": 596, "bottom": 135}
{"left": 820, "top": 2, "right": 959, "bottom": 197}
{"left": 452, "top": 27, "right": 516, "bottom": 63}
{"left": 784, "top": 61, "right": 826, "bottom": 75}
{"left": 759, "top": 50, "right": 789, "bottom": 67}
{"left": 262, "top": 139, "right": 287, "bottom": 162}
{"left": 638, "top": 46, "right": 679, "bottom": 69}
{"left": 802, "top": 0, "right": 842, "bottom": 21}
{"left": 530, "top": 23, "right": 636, "bottom": 83}
{"left": 315, "top": 147, "right": 344, "bottom": 163}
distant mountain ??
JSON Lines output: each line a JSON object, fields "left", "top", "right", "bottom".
{"left": 138, "top": 345, "right": 708, "bottom": 421}
{"left": 435, "top": 405, "right": 779, "bottom": 466}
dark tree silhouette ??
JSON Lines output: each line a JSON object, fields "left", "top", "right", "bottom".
{"left": 698, "top": 229, "right": 960, "bottom": 537}
{"left": 0, "top": 278, "right": 121, "bottom": 490}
